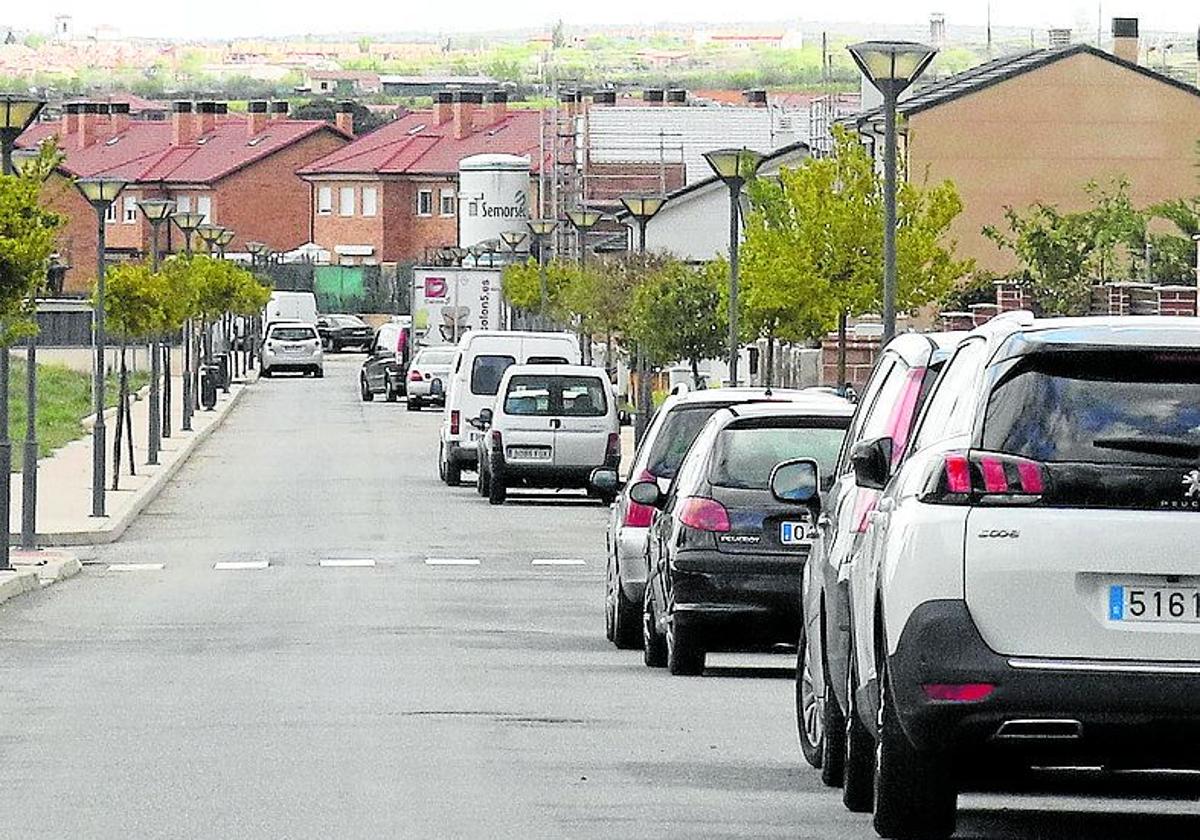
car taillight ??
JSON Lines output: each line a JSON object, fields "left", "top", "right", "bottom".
{"left": 922, "top": 683, "right": 995, "bottom": 702}
{"left": 920, "top": 451, "right": 1047, "bottom": 505}
{"left": 409, "top": 369, "right": 422, "bottom": 382}
{"left": 678, "top": 496, "right": 731, "bottom": 533}
{"left": 450, "top": 410, "right": 460, "bottom": 436}
{"left": 491, "top": 429, "right": 502, "bottom": 447}
{"left": 623, "top": 470, "right": 656, "bottom": 528}
{"left": 606, "top": 432, "right": 620, "bottom": 460}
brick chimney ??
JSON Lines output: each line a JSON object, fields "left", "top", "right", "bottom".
{"left": 744, "top": 89, "right": 768, "bottom": 107}
{"left": 171, "top": 100, "right": 197, "bottom": 146}
{"left": 643, "top": 88, "right": 665, "bottom": 106}
{"left": 666, "top": 88, "right": 688, "bottom": 106}
{"left": 1112, "top": 17, "right": 1139, "bottom": 64}
{"left": 559, "top": 90, "right": 579, "bottom": 119}
{"left": 591, "top": 90, "right": 616, "bottom": 107}
{"left": 110, "top": 102, "right": 131, "bottom": 134}
{"left": 270, "top": 100, "right": 289, "bottom": 121}
{"left": 335, "top": 100, "right": 355, "bottom": 137}
{"left": 247, "top": 100, "right": 269, "bottom": 135}
{"left": 452, "top": 91, "right": 482, "bottom": 140}
{"left": 62, "top": 102, "right": 81, "bottom": 136}
{"left": 94, "top": 103, "right": 112, "bottom": 139}
{"left": 78, "top": 102, "right": 98, "bottom": 149}
{"left": 433, "top": 91, "right": 453, "bottom": 126}
{"left": 483, "top": 90, "right": 508, "bottom": 125}
{"left": 197, "top": 100, "right": 217, "bottom": 135}
{"left": 215, "top": 102, "right": 228, "bottom": 118}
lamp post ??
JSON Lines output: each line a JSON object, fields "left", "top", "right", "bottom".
{"left": 498, "top": 231, "right": 527, "bottom": 330}
{"left": 704, "top": 148, "right": 764, "bottom": 388}
{"left": 848, "top": 40, "right": 938, "bottom": 342}
{"left": 566, "top": 209, "right": 602, "bottom": 364}
{"left": 137, "top": 198, "right": 174, "bottom": 466}
{"left": 246, "top": 241, "right": 266, "bottom": 370}
{"left": 2, "top": 96, "right": 47, "bottom": 557}
{"left": 171, "top": 211, "right": 204, "bottom": 430}
{"left": 195, "top": 224, "right": 227, "bottom": 403}
{"left": 527, "top": 219, "right": 558, "bottom": 329}
{"left": 215, "top": 228, "right": 236, "bottom": 386}
{"left": 619, "top": 194, "right": 668, "bottom": 446}
{"left": 75, "top": 177, "right": 128, "bottom": 519}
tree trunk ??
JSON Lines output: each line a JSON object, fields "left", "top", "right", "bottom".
{"left": 691, "top": 356, "right": 701, "bottom": 389}
{"left": 124, "top": 358, "right": 135, "bottom": 477}
{"left": 112, "top": 341, "right": 125, "bottom": 490}
{"left": 836, "top": 310, "right": 848, "bottom": 388}
{"left": 765, "top": 331, "right": 775, "bottom": 388}
{"left": 604, "top": 328, "right": 612, "bottom": 378}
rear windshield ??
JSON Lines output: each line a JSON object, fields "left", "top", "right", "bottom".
{"left": 710, "top": 419, "right": 849, "bottom": 490}
{"left": 331, "top": 315, "right": 365, "bottom": 327}
{"left": 982, "top": 351, "right": 1200, "bottom": 465}
{"left": 270, "top": 326, "right": 316, "bottom": 341}
{"left": 416, "top": 349, "right": 455, "bottom": 367}
{"left": 645, "top": 405, "right": 724, "bottom": 478}
{"left": 471, "top": 355, "right": 515, "bottom": 396}
{"left": 504, "top": 375, "right": 608, "bottom": 417}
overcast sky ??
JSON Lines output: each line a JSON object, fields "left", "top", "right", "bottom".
{"left": 5, "top": 1, "right": 1195, "bottom": 41}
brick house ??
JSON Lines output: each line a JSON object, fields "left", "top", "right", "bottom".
{"left": 17, "top": 99, "right": 350, "bottom": 294}
{"left": 298, "top": 91, "right": 544, "bottom": 266}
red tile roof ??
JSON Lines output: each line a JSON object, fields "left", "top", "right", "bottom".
{"left": 17, "top": 116, "right": 348, "bottom": 184}
{"left": 299, "top": 108, "right": 547, "bottom": 177}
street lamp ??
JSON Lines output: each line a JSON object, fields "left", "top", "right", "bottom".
{"left": 138, "top": 198, "right": 174, "bottom": 462}
{"left": 75, "top": 177, "right": 128, "bottom": 519}
{"left": 196, "top": 223, "right": 225, "bottom": 254}
{"left": 527, "top": 218, "right": 558, "bottom": 326}
{"left": 171, "top": 211, "right": 204, "bottom": 431}
{"left": 619, "top": 194, "right": 668, "bottom": 446}
{"left": 0, "top": 94, "right": 45, "bottom": 176}
{"left": 848, "top": 40, "right": 938, "bottom": 342}
{"left": 499, "top": 229, "right": 527, "bottom": 259}
{"left": 704, "top": 148, "right": 764, "bottom": 388}
{"left": 245, "top": 241, "right": 267, "bottom": 370}
{"left": 566, "top": 209, "right": 602, "bottom": 364}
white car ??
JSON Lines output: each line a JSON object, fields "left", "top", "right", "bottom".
{"left": 844, "top": 313, "right": 1200, "bottom": 839}
{"left": 405, "top": 346, "right": 456, "bottom": 411}
{"left": 438, "top": 331, "right": 580, "bottom": 486}
{"left": 475, "top": 364, "right": 619, "bottom": 505}
{"left": 604, "top": 386, "right": 830, "bottom": 650}
{"left": 260, "top": 321, "right": 323, "bottom": 378}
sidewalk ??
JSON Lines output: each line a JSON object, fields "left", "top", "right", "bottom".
{"left": 8, "top": 372, "right": 249, "bottom": 546}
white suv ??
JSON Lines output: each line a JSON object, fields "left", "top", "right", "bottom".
{"left": 260, "top": 321, "right": 324, "bottom": 378}
{"left": 845, "top": 313, "right": 1200, "bottom": 839}
{"left": 476, "top": 364, "right": 619, "bottom": 505}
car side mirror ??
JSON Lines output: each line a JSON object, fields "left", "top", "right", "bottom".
{"left": 589, "top": 467, "right": 622, "bottom": 495}
{"left": 770, "top": 458, "right": 821, "bottom": 508}
{"left": 850, "top": 437, "right": 893, "bottom": 490}
{"left": 628, "top": 480, "right": 663, "bottom": 509}
{"left": 478, "top": 408, "right": 493, "bottom": 427}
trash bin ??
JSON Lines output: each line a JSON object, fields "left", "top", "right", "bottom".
{"left": 217, "top": 353, "right": 231, "bottom": 392}
{"left": 201, "top": 364, "right": 219, "bottom": 410}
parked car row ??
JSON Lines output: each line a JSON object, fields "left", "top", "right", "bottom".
{"left": 593, "top": 312, "right": 1200, "bottom": 839}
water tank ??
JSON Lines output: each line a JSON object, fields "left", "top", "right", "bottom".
{"left": 458, "top": 154, "right": 532, "bottom": 250}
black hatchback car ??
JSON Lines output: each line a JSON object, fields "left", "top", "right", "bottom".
{"left": 317, "top": 314, "right": 373, "bottom": 352}
{"left": 632, "top": 398, "right": 852, "bottom": 676}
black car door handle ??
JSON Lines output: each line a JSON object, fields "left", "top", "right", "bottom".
{"left": 550, "top": 419, "right": 561, "bottom": 429}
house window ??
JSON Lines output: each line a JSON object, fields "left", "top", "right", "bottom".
{"left": 176, "top": 195, "right": 191, "bottom": 213}
{"left": 362, "top": 187, "right": 378, "bottom": 217}
{"left": 339, "top": 186, "right": 355, "bottom": 217}
{"left": 417, "top": 189, "right": 433, "bottom": 217}
{"left": 317, "top": 187, "right": 333, "bottom": 215}
{"left": 440, "top": 189, "right": 456, "bottom": 217}
{"left": 196, "top": 195, "right": 212, "bottom": 223}
{"left": 123, "top": 193, "right": 140, "bottom": 224}
{"left": 104, "top": 202, "right": 117, "bottom": 224}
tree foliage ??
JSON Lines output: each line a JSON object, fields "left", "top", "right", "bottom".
{"left": 0, "top": 140, "right": 64, "bottom": 342}
{"left": 626, "top": 260, "right": 727, "bottom": 384}
{"left": 104, "top": 263, "right": 168, "bottom": 340}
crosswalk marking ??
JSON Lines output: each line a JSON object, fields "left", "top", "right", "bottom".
{"left": 424, "top": 557, "right": 481, "bottom": 566}
{"left": 531, "top": 559, "right": 587, "bottom": 566}
{"left": 106, "top": 563, "right": 165, "bottom": 572}
{"left": 214, "top": 560, "right": 270, "bottom": 571}
{"left": 319, "top": 558, "right": 376, "bottom": 568}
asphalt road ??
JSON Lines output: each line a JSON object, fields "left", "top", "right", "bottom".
{"left": 1, "top": 355, "right": 1197, "bottom": 839}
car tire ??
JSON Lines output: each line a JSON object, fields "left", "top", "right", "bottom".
{"left": 360, "top": 375, "right": 374, "bottom": 402}
{"left": 873, "top": 661, "right": 957, "bottom": 839}
{"left": 820, "top": 661, "right": 847, "bottom": 788}
{"left": 666, "top": 614, "right": 704, "bottom": 676}
{"left": 843, "top": 656, "right": 876, "bottom": 813}
{"left": 445, "top": 455, "right": 462, "bottom": 487}
{"left": 796, "top": 625, "right": 824, "bottom": 769}
{"left": 487, "top": 472, "right": 506, "bottom": 505}
{"left": 385, "top": 381, "right": 398, "bottom": 402}
{"left": 261, "top": 367, "right": 272, "bottom": 378}
{"left": 314, "top": 367, "right": 324, "bottom": 379}
{"left": 407, "top": 397, "right": 422, "bottom": 411}
{"left": 476, "top": 459, "right": 491, "bottom": 497}
{"left": 642, "top": 586, "right": 667, "bottom": 668}
{"left": 611, "top": 573, "right": 642, "bottom": 650}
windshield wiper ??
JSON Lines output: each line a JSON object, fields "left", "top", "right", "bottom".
{"left": 1092, "top": 435, "right": 1200, "bottom": 458}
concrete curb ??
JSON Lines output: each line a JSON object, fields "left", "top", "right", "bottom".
{"left": 29, "top": 384, "right": 250, "bottom": 547}
{"left": 11, "top": 549, "right": 83, "bottom": 587}
{"left": 0, "top": 568, "right": 41, "bottom": 607}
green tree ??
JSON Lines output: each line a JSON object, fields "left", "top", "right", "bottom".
{"left": 984, "top": 204, "right": 1095, "bottom": 315}
{"left": 0, "top": 141, "right": 64, "bottom": 342}
{"left": 627, "top": 259, "right": 726, "bottom": 388}
{"left": 290, "top": 98, "right": 389, "bottom": 135}
{"left": 501, "top": 257, "right": 576, "bottom": 322}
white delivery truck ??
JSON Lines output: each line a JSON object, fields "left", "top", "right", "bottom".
{"left": 411, "top": 267, "right": 503, "bottom": 348}
{"left": 264, "top": 291, "right": 318, "bottom": 327}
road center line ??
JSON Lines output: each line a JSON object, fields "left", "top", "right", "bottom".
{"left": 214, "top": 561, "right": 270, "bottom": 570}
{"left": 425, "top": 557, "right": 481, "bottom": 566}
{"left": 319, "top": 558, "right": 376, "bottom": 568}
{"left": 531, "top": 559, "right": 587, "bottom": 566}
{"left": 106, "top": 563, "right": 165, "bottom": 572}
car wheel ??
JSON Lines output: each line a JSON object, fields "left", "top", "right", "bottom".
{"left": 642, "top": 585, "right": 667, "bottom": 668}
{"left": 261, "top": 367, "right": 273, "bottom": 378}
{"left": 487, "top": 471, "right": 506, "bottom": 505}
{"left": 314, "top": 367, "right": 324, "bottom": 379}
{"left": 873, "top": 661, "right": 957, "bottom": 839}
{"left": 445, "top": 455, "right": 462, "bottom": 487}
{"left": 666, "top": 613, "right": 704, "bottom": 676}
{"left": 611, "top": 567, "right": 642, "bottom": 650}
{"left": 407, "top": 397, "right": 421, "bottom": 411}
{"left": 360, "top": 375, "right": 374, "bottom": 402}
{"left": 843, "top": 655, "right": 876, "bottom": 813}
{"left": 820, "top": 654, "right": 847, "bottom": 788}
{"left": 438, "top": 445, "right": 448, "bottom": 482}
{"left": 604, "top": 557, "right": 617, "bottom": 642}
{"left": 476, "top": 458, "right": 491, "bottom": 497}
{"left": 796, "top": 624, "right": 823, "bottom": 769}
{"left": 385, "top": 381, "right": 398, "bottom": 402}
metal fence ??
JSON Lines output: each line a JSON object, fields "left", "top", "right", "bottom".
{"left": 259, "top": 262, "right": 410, "bottom": 315}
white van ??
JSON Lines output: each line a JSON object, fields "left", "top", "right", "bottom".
{"left": 264, "top": 291, "right": 318, "bottom": 327}
{"left": 474, "top": 364, "right": 620, "bottom": 505}
{"left": 438, "top": 331, "right": 580, "bottom": 485}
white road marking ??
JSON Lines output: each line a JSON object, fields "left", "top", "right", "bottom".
{"left": 214, "top": 561, "right": 270, "bottom": 571}
{"left": 319, "top": 558, "right": 376, "bottom": 568}
{"left": 424, "top": 557, "right": 480, "bottom": 566}
{"left": 106, "top": 563, "right": 165, "bottom": 572}
{"left": 531, "top": 559, "right": 587, "bottom": 566}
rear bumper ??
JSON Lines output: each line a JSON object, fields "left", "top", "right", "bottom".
{"left": 669, "top": 553, "right": 803, "bottom": 649}
{"left": 496, "top": 464, "right": 598, "bottom": 489}
{"left": 888, "top": 600, "right": 1200, "bottom": 769}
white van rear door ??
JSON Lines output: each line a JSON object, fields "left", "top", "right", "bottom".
{"left": 553, "top": 375, "right": 613, "bottom": 467}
